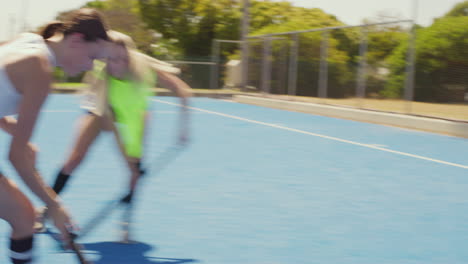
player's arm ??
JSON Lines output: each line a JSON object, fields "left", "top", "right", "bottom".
{"left": 5, "top": 55, "right": 59, "bottom": 206}
{"left": 156, "top": 70, "right": 191, "bottom": 144}
{"left": 156, "top": 70, "right": 192, "bottom": 102}
{"left": 0, "top": 116, "right": 18, "bottom": 135}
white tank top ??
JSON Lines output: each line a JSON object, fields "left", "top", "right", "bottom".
{"left": 0, "top": 33, "right": 57, "bottom": 117}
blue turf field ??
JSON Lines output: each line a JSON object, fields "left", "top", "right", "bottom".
{"left": 1, "top": 94, "right": 467, "bottom": 264}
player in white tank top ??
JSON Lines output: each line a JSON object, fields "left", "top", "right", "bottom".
{"left": 0, "top": 33, "right": 57, "bottom": 117}
{"left": 0, "top": 8, "right": 109, "bottom": 264}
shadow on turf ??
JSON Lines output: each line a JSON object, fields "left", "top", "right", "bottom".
{"left": 81, "top": 241, "right": 198, "bottom": 264}
{"left": 43, "top": 224, "right": 197, "bottom": 264}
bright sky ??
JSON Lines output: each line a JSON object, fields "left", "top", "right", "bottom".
{"left": 0, "top": 0, "right": 465, "bottom": 41}
{"left": 275, "top": 0, "right": 465, "bottom": 25}
{"left": 0, "top": 0, "right": 89, "bottom": 41}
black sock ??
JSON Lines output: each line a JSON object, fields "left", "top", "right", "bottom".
{"left": 136, "top": 161, "right": 146, "bottom": 176}
{"left": 10, "top": 236, "right": 33, "bottom": 264}
{"left": 52, "top": 170, "right": 71, "bottom": 195}
{"left": 120, "top": 191, "right": 134, "bottom": 204}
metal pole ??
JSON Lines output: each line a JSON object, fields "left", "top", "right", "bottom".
{"left": 210, "top": 40, "right": 220, "bottom": 89}
{"left": 288, "top": 33, "right": 299, "bottom": 96}
{"left": 356, "top": 27, "right": 368, "bottom": 108}
{"left": 318, "top": 31, "right": 329, "bottom": 98}
{"left": 279, "top": 40, "right": 289, "bottom": 94}
{"left": 261, "top": 37, "right": 272, "bottom": 94}
{"left": 404, "top": 0, "right": 418, "bottom": 113}
{"left": 241, "top": 0, "right": 250, "bottom": 90}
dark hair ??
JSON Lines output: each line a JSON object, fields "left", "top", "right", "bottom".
{"left": 40, "top": 8, "right": 109, "bottom": 41}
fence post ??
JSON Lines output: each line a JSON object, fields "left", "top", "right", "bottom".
{"left": 210, "top": 39, "right": 220, "bottom": 89}
{"left": 261, "top": 37, "right": 272, "bottom": 94}
{"left": 404, "top": 0, "right": 418, "bottom": 113}
{"left": 288, "top": 33, "right": 299, "bottom": 96}
{"left": 241, "top": 0, "right": 250, "bottom": 91}
{"left": 318, "top": 31, "right": 329, "bottom": 98}
{"left": 356, "top": 27, "right": 368, "bottom": 108}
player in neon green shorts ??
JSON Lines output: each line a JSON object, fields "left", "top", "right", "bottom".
{"left": 35, "top": 31, "right": 192, "bottom": 239}
{"left": 108, "top": 74, "right": 153, "bottom": 159}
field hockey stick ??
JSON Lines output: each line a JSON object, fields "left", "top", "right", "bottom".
{"left": 77, "top": 143, "right": 186, "bottom": 240}
{"left": 45, "top": 227, "right": 92, "bottom": 264}
{"left": 76, "top": 199, "right": 121, "bottom": 239}
{"left": 68, "top": 231, "right": 93, "bottom": 264}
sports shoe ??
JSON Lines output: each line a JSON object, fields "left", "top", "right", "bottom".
{"left": 34, "top": 206, "right": 48, "bottom": 233}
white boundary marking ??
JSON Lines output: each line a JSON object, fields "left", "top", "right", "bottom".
{"left": 42, "top": 110, "right": 77, "bottom": 113}
{"left": 42, "top": 110, "right": 181, "bottom": 114}
{"left": 153, "top": 98, "right": 468, "bottom": 170}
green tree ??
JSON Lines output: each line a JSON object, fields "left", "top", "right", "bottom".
{"left": 443, "top": 0, "right": 468, "bottom": 17}
{"left": 247, "top": 5, "right": 355, "bottom": 97}
{"left": 85, "top": 0, "right": 159, "bottom": 54}
{"left": 384, "top": 16, "right": 468, "bottom": 101}
{"left": 138, "top": 0, "right": 241, "bottom": 58}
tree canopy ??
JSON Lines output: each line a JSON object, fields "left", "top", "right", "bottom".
{"left": 46, "top": 0, "right": 467, "bottom": 100}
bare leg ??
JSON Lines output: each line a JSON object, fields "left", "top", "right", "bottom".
{"left": 61, "top": 114, "right": 104, "bottom": 175}
{"left": 119, "top": 159, "right": 143, "bottom": 243}
{"left": 35, "top": 114, "right": 104, "bottom": 233}
{"left": 0, "top": 176, "right": 35, "bottom": 239}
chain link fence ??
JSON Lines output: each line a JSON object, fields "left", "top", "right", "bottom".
{"left": 211, "top": 17, "right": 468, "bottom": 121}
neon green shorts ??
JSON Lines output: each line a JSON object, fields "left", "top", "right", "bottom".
{"left": 114, "top": 111, "right": 145, "bottom": 158}
{"left": 108, "top": 76, "right": 153, "bottom": 158}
